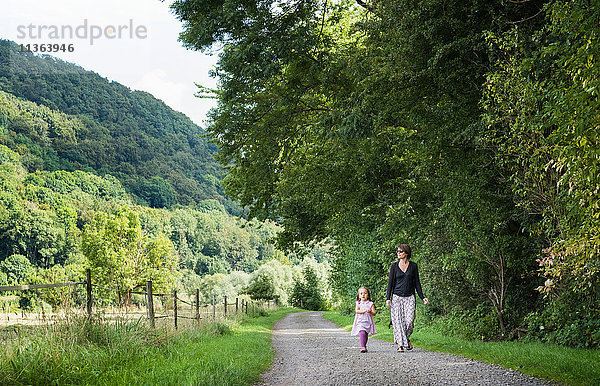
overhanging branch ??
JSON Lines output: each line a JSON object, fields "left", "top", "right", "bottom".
{"left": 355, "top": 0, "right": 375, "bottom": 13}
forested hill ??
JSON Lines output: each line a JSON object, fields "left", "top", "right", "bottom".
{"left": 0, "top": 40, "right": 231, "bottom": 212}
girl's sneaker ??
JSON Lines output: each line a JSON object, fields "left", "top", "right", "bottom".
{"left": 360, "top": 347, "right": 367, "bottom": 353}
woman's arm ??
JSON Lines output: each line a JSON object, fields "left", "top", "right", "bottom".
{"left": 386, "top": 262, "right": 395, "bottom": 308}
{"left": 414, "top": 263, "right": 429, "bottom": 304}
{"left": 386, "top": 262, "right": 395, "bottom": 300}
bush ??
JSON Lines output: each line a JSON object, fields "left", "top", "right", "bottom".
{"left": 0, "top": 254, "right": 33, "bottom": 284}
{"left": 290, "top": 266, "right": 325, "bottom": 310}
{"left": 425, "top": 304, "right": 502, "bottom": 341}
{"left": 524, "top": 305, "right": 600, "bottom": 349}
{"left": 244, "top": 273, "right": 277, "bottom": 301}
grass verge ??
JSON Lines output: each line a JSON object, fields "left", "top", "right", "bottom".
{"left": 0, "top": 307, "right": 296, "bottom": 385}
{"left": 322, "top": 310, "right": 600, "bottom": 386}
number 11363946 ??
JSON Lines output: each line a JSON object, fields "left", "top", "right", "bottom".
{"left": 20, "top": 43, "right": 75, "bottom": 53}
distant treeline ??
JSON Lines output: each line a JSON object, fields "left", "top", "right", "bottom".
{"left": 0, "top": 145, "right": 330, "bottom": 310}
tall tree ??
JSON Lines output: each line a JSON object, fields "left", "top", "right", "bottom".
{"left": 171, "top": 0, "right": 543, "bottom": 336}
{"left": 483, "top": 0, "right": 600, "bottom": 343}
{"left": 81, "top": 206, "right": 178, "bottom": 305}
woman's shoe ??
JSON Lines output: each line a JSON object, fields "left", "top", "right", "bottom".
{"left": 397, "top": 346, "right": 404, "bottom": 352}
{"left": 407, "top": 342, "right": 413, "bottom": 350}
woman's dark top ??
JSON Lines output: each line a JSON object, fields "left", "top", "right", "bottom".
{"left": 386, "top": 261, "right": 425, "bottom": 300}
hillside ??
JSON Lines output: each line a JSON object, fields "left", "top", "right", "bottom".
{"left": 0, "top": 39, "right": 233, "bottom": 212}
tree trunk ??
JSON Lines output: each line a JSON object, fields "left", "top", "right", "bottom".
{"left": 488, "top": 287, "right": 506, "bottom": 336}
{"left": 487, "top": 251, "right": 507, "bottom": 336}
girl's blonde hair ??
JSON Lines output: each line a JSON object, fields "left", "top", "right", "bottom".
{"left": 356, "top": 286, "right": 371, "bottom": 301}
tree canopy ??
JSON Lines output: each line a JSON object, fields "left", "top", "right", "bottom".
{"left": 171, "top": 0, "right": 599, "bottom": 347}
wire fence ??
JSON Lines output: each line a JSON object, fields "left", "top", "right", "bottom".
{"left": 0, "top": 269, "right": 279, "bottom": 329}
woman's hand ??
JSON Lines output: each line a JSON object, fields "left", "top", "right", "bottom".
{"left": 423, "top": 298, "right": 429, "bottom": 305}
{"left": 386, "top": 299, "right": 391, "bottom": 308}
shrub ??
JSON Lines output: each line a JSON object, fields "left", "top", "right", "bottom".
{"left": 524, "top": 305, "right": 600, "bottom": 349}
{"left": 290, "top": 266, "right": 325, "bottom": 310}
{"left": 244, "top": 273, "right": 277, "bottom": 301}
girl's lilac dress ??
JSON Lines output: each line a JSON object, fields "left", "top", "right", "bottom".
{"left": 351, "top": 300, "right": 376, "bottom": 336}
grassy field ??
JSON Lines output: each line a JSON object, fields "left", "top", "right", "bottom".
{"left": 323, "top": 311, "right": 600, "bottom": 386}
{"left": 0, "top": 308, "right": 297, "bottom": 385}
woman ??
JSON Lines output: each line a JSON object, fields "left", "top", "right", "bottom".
{"left": 386, "top": 244, "right": 429, "bottom": 352}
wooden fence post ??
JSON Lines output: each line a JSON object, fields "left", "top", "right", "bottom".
{"left": 146, "top": 281, "right": 155, "bottom": 328}
{"left": 212, "top": 295, "right": 215, "bottom": 320}
{"left": 195, "top": 289, "right": 200, "bottom": 324}
{"left": 224, "top": 296, "right": 227, "bottom": 316}
{"left": 236, "top": 297, "right": 239, "bottom": 313}
{"left": 86, "top": 269, "right": 92, "bottom": 318}
{"left": 173, "top": 289, "right": 178, "bottom": 330}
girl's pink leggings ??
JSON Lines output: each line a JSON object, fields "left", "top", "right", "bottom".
{"left": 359, "top": 330, "right": 368, "bottom": 348}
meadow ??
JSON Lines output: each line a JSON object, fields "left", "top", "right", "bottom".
{"left": 0, "top": 307, "right": 296, "bottom": 385}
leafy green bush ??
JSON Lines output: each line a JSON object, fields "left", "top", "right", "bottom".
{"left": 290, "top": 266, "right": 325, "bottom": 310}
{"left": 244, "top": 272, "right": 277, "bottom": 301}
{"left": 0, "top": 254, "right": 33, "bottom": 284}
{"left": 524, "top": 304, "right": 600, "bottom": 349}
{"left": 425, "top": 304, "right": 502, "bottom": 341}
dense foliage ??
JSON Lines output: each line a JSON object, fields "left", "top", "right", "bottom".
{"left": 482, "top": 0, "right": 600, "bottom": 347}
{"left": 290, "top": 266, "right": 327, "bottom": 310}
{"left": 0, "top": 40, "right": 230, "bottom": 211}
{"left": 0, "top": 140, "right": 327, "bottom": 309}
{"left": 171, "top": 0, "right": 599, "bottom": 347}
{"left": 0, "top": 37, "right": 334, "bottom": 314}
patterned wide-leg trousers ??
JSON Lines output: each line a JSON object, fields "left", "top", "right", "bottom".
{"left": 391, "top": 294, "right": 416, "bottom": 347}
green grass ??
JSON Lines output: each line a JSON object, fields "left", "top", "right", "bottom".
{"left": 323, "top": 310, "right": 600, "bottom": 385}
{"left": 0, "top": 308, "right": 297, "bottom": 385}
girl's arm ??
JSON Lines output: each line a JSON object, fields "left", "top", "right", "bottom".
{"left": 355, "top": 302, "right": 369, "bottom": 314}
{"left": 370, "top": 303, "right": 376, "bottom": 315}
{"left": 355, "top": 302, "right": 366, "bottom": 314}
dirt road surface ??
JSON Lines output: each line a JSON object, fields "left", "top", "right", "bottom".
{"left": 256, "top": 311, "right": 554, "bottom": 386}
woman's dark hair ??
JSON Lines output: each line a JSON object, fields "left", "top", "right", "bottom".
{"left": 397, "top": 244, "right": 412, "bottom": 260}
{"left": 357, "top": 287, "right": 371, "bottom": 301}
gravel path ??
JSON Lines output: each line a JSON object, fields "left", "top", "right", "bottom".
{"left": 256, "top": 312, "right": 554, "bottom": 386}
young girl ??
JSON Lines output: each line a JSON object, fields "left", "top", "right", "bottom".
{"left": 351, "top": 286, "right": 376, "bottom": 353}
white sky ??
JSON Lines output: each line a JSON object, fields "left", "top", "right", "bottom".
{"left": 0, "top": 0, "right": 219, "bottom": 127}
